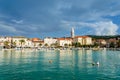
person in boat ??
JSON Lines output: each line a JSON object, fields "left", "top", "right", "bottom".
{"left": 92, "top": 62, "right": 99, "bottom": 66}
{"left": 49, "top": 60, "right": 52, "bottom": 63}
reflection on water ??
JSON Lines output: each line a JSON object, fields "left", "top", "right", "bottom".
{"left": 0, "top": 49, "right": 120, "bottom": 80}
{"left": 0, "top": 50, "right": 39, "bottom": 65}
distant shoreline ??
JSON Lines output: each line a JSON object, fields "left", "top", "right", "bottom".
{"left": 1, "top": 47, "right": 120, "bottom": 51}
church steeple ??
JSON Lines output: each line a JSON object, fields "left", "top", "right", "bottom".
{"left": 71, "top": 27, "right": 75, "bottom": 38}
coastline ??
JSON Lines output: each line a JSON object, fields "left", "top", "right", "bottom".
{"left": 1, "top": 47, "right": 120, "bottom": 51}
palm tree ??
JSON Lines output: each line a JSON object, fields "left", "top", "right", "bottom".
{"left": 51, "top": 43, "right": 59, "bottom": 48}
{"left": 44, "top": 43, "right": 48, "bottom": 47}
{"left": 75, "top": 42, "right": 81, "bottom": 47}
{"left": 39, "top": 43, "right": 42, "bottom": 47}
{"left": 4, "top": 41, "right": 9, "bottom": 49}
{"left": 64, "top": 43, "right": 68, "bottom": 48}
{"left": 12, "top": 42, "right": 16, "bottom": 48}
{"left": 19, "top": 39, "right": 25, "bottom": 48}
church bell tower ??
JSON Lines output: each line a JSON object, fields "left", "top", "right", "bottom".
{"left": 71, "top": 27, "right": 75, "bottom": 38}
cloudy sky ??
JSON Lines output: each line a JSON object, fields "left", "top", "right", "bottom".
{"left": 0, "top": 0, "right": 120, "bottom": 38}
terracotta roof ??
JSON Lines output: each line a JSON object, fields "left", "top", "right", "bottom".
{"left": 32, "top": 38, "right": 41, "bottom": 42}
{"left": 108, "top": 38, "right": 117, "bottom": 42}
{"left": 74, "top": 36, "right": 91, "bottom": 38}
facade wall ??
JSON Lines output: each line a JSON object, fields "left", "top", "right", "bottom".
{"left": 85, "top": 37, "right": 92, "bottom": 45}
{"left": 0, "top": 36, "right": 92, "bottom": 48}
{"left": 12, "top": 37, "right": 38, "bottom": 48}
{"left": 73, "top": 37, "right": 83, "bottom": 45}
{"left": 32, "top": 42, "right": 40, "bottom": 48}
{"left": 0, "top": 37, "right": 12, "bottom": 47}
{"left": 58, "top": 39, "right": 72, "bottom": 47}
{"left": 12, "top": 37, "right": 28, "bottom": 47}
{"left": 44, "top": 37, "right": 57, "bottom": 46}
{"left": 73, "top": 36, "right": 92, "bottom": 45}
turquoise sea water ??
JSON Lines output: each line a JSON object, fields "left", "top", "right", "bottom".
{"left": 0, "top": 49, "right": 120, "bottom": 80}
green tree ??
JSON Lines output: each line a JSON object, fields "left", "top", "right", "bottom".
{"left": 93, "top": 42, "right": 99, "bottom": 48}
{"left": 75, "top": 42, "right": 81, "bottom": 47}
{"left": 50, "top": 43, "right": 54, "bottom": 47}
{"left": 64, "top": 43, "right": 68, "bottom": 48}
{"left": 11, "top": 41, "right": 16, "bottom": 48}
{"left": 44, "top": 43, "right": 48, "bottom": 47}
{"left": 69, "top": 44, "right": 72, "bottom": 47}
{"left": 39, "top": 43, "right": 42, "bottom": 47}
{"left": 109, "top": 42, "right": 115, "bottom": 48}
{"left": 55, "top": 43, "right": 59, "bottom": 48}
{"left": 72, "top": 42, "right": 75, "bottom": 47}
{"left": 13, "top": 42, "right": 16, "bottom": 48}
{"left": 19, "top": 39, "right": 25, "bottom": 48}
{"left": 4, "top": 41, "right": 10, "bottom": 49}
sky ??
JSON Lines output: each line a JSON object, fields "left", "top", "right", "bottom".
{"left": 0, "top": 0, "right": 120, "bottom": 38}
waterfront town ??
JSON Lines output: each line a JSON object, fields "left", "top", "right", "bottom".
{"left": 0, "top": 28, "right": 120, "bottom": 50}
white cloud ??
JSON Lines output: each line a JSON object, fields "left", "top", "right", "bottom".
{"left": 62, "top": 20, "right": 119, "bottom": 35}
{"left": 0, "top": 21, "right": 25, "bottom": 35}
{"left": 11, "top": 20, "right": 23, "bottom": 24}
{"left": 80, "top": 21, "right": 119, "bottom": 35}
{"left": 1, "top": 0, "right": 120, "bottom": 37}
{"left": 0, "top": 22, "right": 16, "bottom": 32}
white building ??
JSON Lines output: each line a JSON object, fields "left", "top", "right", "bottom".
{"left": 0, "top": 36, "right": 12, "bottom": 47}
{"left": 57, "top": 38, "right": 72, "bottom": 47}
{"left": 32, "top": 38, "right": 42, "bottom": 48}
{"left": 12, "top": 36, "right": 29, "bottom": 48}
{"left": 44, "top": 37, "right": 57, "bottom": 46}
{"left": 73, "top": 36, "right": 92, "bottom": 45}
{"left": 0, "top": 36, "right": 43, "bottom": 48}
{"left": 0, "top": 37, "right": 6, "bottom": 47}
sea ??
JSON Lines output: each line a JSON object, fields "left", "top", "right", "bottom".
{"left": 0, "top": 49, "right": 120, "bottom": 80}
